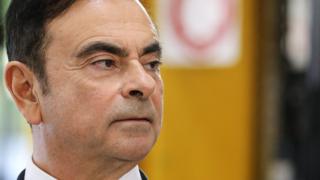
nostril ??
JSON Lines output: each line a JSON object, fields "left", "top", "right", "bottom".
{"left": 129, "top": 90, "right": 143, "bottom": 97}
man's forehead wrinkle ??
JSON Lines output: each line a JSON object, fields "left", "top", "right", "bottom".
{"left": 48, "top": 20, "right": 156, "bottom": 51}
{"left": 46, "top": 0, "right": 156, "bottom": 31}
{"left": 44, "top": 0, "right": 159, "bottom": 63}
{"left": 97, "top": 0, "right": 155, "bottom": 31}
{"left": 47, "top": 7, "right": 155, "bottom": 38}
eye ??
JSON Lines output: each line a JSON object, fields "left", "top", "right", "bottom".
{"left": 145, "top": 60, "right": 162, "bottom": 71}
{"left": 91, "top": 59, "right": 116, "bottom": 70}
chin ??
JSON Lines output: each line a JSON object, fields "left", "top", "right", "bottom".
{"left": 105, "top": 122, "right": 160, "bottom": 162}
{"left": 113, "top": 135, "right": 157, "bottom": 162}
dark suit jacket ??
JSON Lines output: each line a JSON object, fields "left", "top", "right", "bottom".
{"left": 17, "top": 169, "right": 148, "bottom": 180}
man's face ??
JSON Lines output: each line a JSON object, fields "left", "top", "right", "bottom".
{"left": 38, "top": 0, "right": 163, "bottom": 162}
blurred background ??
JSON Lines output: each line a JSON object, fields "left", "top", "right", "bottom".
{"left": 1, "top": 0, "right": 320, "bottom": 180}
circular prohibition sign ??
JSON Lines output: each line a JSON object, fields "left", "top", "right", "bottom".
{"left": 170, "top": 0, "right": 236, "bottom": 52}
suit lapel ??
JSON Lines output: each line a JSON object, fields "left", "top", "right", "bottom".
{"left": 17, "top": 169, "right": 25, "bottom": 180}
{"left": 139, "top": 169, "right": 148, "bottom": 180}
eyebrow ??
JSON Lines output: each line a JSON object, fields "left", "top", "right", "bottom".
{"left": 76, "top": 41, "right": 129, "bottom": 58}
{"left": 141, "top": 41, "right": 162, "bottom": 58}
{"left": 75, "top": 40, "right": 162, "bottom": 59}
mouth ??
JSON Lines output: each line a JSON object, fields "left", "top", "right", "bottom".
{"left": 112, "top": 117, "right": 152, "bottom": 124}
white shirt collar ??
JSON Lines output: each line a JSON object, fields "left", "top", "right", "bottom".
{"left": 25, "top": 157, "right": 142, "bottom": 180}
{"left": 25, "top": 158, "right": 55, "bottom": 180}
{"left": 119, "top": 165, "right": 142, "bottom": 180}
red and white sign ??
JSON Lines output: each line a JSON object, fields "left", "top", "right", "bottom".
{"left": 157, "top": 0, "right": 241, "bottom": 67}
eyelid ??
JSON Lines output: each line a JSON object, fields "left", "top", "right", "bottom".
{"left": 144, "top": 60, "right": 162, "bottom": 71}
{"left": 87, "top": 53, "right": 117, "bottom": 61}
{"left": 141, "top": 51, "right": 161, "bottom": 60}
{"left": 87, "top": 53, "right": 120, "bottom": 64}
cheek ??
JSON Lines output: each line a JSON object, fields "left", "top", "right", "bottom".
{"left": 42, "top": 83, "right": 119, "bottom": 146}
{"left": 66, "top": 84, "right": 118, "bottom": 121}
{"left": 151, "top": 82, "right": 164, "bottom": 124}
{"left": 152, "top": 92, "right": 163, "bottom": 115}
{"left": 45, "top": 76, "right": 119, "bottom": 127}
{"left": 155, "top": 80, "right": 164, "bottom": 111}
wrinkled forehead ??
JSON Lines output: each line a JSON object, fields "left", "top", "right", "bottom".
{"left": 46, "top": 0, "right": 157, "bottom": 38}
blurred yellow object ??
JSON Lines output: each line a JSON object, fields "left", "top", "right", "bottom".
{"left": 140, "top": 0, "right": 258, "bottom": 180}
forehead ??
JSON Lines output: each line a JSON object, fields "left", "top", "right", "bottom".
{"left": 46, "top": 0, "right": 157, "bottom": 52}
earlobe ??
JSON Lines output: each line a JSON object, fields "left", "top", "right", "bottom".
{"left": 4, "top": 61, "right": 42, "bottom": 125}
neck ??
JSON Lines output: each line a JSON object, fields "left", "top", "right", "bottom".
{"left": 32, "top": 149, "right": 137, "bottom": 180}
{"left": 32, "top": 130, "right": 138, "bottom": 180}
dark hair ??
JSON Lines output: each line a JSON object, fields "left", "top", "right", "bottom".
{"left": 5, "top": 0, "right": 76, "bottom": 93}
{"left": 0, "top": 1, "right": 3, "bottom": 48}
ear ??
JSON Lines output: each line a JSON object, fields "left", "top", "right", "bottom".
{"left": 4, "top": 61, "right": 42, "bottom": 125}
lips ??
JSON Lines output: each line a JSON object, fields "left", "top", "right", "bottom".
{"left": 112, "top": 117, "right": 152, "bottom": 123}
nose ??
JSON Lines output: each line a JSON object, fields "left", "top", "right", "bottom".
{"left": 121, "top": 61, "right": 156, "bottom": 100}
